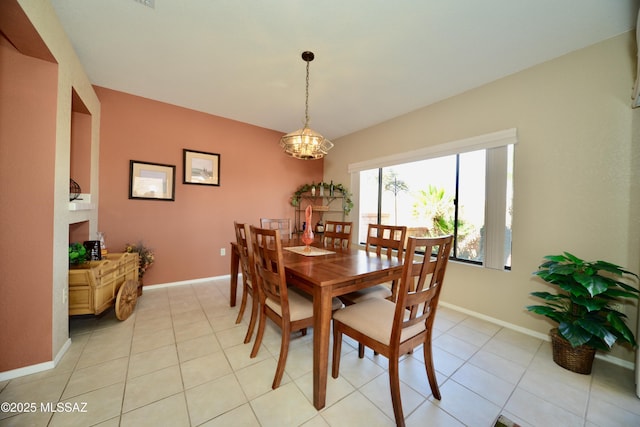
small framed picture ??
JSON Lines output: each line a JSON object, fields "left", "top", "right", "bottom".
{"left": 129, "top": 160, "right": 176, "bottom": 201}
{"left": 183, "top": 149, "right": 220, "bottom": 186}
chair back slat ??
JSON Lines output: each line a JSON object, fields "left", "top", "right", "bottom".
{"left": 250, "top": 226, "right": 290, "bottom": 318}
{"left": 365, "top": 224, "right": 407, "bottom": 261}
{"left": 392, "top": 235, "right": 453, "bottom": 344}
{"left": 364, "top": 224, "right": 407, "bottom": 300}
{"left": 259, "top": 218, "right": 292, "bottom": 239}
{"left": 323, "top": 221, "right": 353, "bottom": 249}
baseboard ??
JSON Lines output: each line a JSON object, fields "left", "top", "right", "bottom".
{"left": 0, "top": 338, "right": 72, "bottom": 381}
{"left": 439, "top": 301, "right": 635, "bottom": 371}
{"left": 54, "top": 337, "right": 72, "bottom": 367}
{"left": 142, "top": 274, "right": 230, "bottom": 291}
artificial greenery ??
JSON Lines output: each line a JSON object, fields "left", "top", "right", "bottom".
{"left": 68, "top": 242, "right": 88, "bottom": 265}
{"left": 125, "top": 242, "right": 155, "bottom": 278}
{"left": 291, "top": 182, "right": 353, "bottom": 214}
{"left": 527, "top": 252, "right": 640, "bottom": 351}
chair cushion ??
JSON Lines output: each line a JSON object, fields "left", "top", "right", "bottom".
{"left": 265, "top": 288, "right": 343, "bottom": 321}
{"left": 342, "top": 283, "right": 392, "bottom": 304}
{"left": 332, "top": 298, "right": 425, "bottom": 345}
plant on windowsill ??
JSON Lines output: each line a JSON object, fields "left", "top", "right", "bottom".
{"left": 526, "top": 252, "right": 639, "bottom": 374}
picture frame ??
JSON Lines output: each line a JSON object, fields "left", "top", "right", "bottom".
{"left": 129, "top": 160, "right": 176, "bottom": 201}
{"left": 183, "top": 149, "right": 220, "bottom": 186}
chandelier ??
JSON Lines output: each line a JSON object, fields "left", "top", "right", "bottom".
{"left": 279, "top": 51, "right": 333, "bottom": 160}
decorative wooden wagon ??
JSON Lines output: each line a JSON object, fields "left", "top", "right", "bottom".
{"left": 68, "top": 252, "right": 139, "bottom": 320}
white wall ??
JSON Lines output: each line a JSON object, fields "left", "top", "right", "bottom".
{"left": 325, "top": 33, "right": 640, "bottom": 363}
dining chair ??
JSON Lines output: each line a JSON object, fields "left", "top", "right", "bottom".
{"left": 233, "top": 222, "right": 259, "bottom": 344}
{"left": 249, "top": 226, "right": 343, "bottom": 389}
{"left": 259, "top": 218, "right": 292, "bottom": 239}
{"left": 339, "top": 224, "right": 408, "bottom": 357}
{"left": 322, "top": 221, "right": 353, "bottom": 249}
{"left": 340, "top": 224, "right": 407, "bottom": 304}
{"left": 332, "top": 235, "right": 454, "bottom": 427}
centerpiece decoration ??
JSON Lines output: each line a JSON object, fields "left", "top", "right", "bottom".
{"left": 301, "top": 205, "right": 314, "bottom": 252}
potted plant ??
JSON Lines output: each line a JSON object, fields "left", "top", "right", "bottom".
{"left": 527, "top": 252, "right": 640, "bottom": 374}
{"left": 68, "top": 242, "right": 89, "bottom": 266}
{"left": 291, "top": 182, "right": 354, "bottom": 214}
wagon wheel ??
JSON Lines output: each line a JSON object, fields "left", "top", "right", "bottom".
{"left": 115, "top": 279, "right": 138, "bottom": 320}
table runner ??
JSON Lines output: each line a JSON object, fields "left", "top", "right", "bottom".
{"left": 285, "top": 246, "right": 335, "bottom": 256}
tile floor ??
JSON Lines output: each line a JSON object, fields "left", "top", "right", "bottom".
{"left": 1, "top": 277, "right": 639, "bottom": 426}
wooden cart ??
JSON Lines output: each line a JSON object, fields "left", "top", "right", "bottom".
{"left": 68, "top": 252, "right": 139, "bottom": 320}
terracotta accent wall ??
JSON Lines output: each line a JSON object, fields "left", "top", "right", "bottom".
{"left": 0, "top": 38, "right": 57, "bottom": 371}
{"left": 96, "top": 87, "right": 322, "bottom": 286}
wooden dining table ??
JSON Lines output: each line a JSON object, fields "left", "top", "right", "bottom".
{"left": 228, "top": 237, "right": 403, "bottom": 410}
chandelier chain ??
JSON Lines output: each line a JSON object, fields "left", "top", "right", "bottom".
{"left": 279, "top": 50, "right": 333, "bottom": 159}
{"left": 304, "top": 60, "right": 310, "bottom": 128}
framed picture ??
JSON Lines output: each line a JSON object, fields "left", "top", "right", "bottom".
{"left": 129, "top": 160, "right": 176, "bottom": 201}
{"left": 183, "top": 149, "right": 220, "bottom": 186}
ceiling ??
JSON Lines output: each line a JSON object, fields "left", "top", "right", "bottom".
{"left": 50, "top": 0, "right": 639, "bottom": 141}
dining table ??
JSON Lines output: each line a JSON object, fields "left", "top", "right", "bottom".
{"left": 228, "top": 236, "right": 403, "bottom": 410}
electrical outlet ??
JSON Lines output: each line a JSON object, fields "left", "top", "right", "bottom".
{"left": 609, "top": 302, "right": 624, "bottom": 314}
{"left": 220, "top": 248, "right": 226, "bottom": 256}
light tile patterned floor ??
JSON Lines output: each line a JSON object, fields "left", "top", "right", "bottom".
{"left": 1, "top": 277, "right": 639, "bottom": 426}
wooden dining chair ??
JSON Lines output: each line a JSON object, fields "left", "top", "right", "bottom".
{"left": 233, "top": 222, "right": 259, "bottom": 344}
{"left": 259, "top": 218, "right": 292, "bottom": 239}
{"left": 322, "top": 221, "right": 353, "bottom": 249}
{"left": 340, "top": 224, "right": 407, "bottom": 305}
{"left": 339, "top": 224, "right": 407, "bottom": 357}
{"left": 332, "top": 235, "right": 454, "bottom": 427}
{"left": 249, "top": 226, "right": 343, "bottom": 389}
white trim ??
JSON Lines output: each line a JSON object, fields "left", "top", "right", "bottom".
{"left": 0, "top": 338, "right": 71, "bottom": 381}
{"left": 440, "top": 301, "right": 635, "bottom": 370}
{"left": 439, "top": 301, "right": 549, "bottom": 340}
{"left": 54, "top": 337, "right": 72, "bottom": 366}
{"left": 0, "top": 361, "right": 56, "bottom": 382}
{"left": 141, "top": 274, "right": 230, "bottom": 291}
{"left": 348, "top": 128, "right": 517, "bottom": 173}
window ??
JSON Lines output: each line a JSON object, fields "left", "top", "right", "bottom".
{"left": 349, "top": 129, "right": 516, "bottom": 270}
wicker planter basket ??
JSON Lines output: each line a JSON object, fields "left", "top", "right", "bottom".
{"left": 550, "top": 328, "right": 596, "bottom": 374}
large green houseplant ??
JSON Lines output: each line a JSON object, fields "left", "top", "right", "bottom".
{"left": 527, "top": 252, "right": 639, "bottom": 373}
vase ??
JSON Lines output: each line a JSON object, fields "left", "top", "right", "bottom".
{"left": 301, "top": 205, "right": 314, "bottom": 251}
{"left": 97, "top": 231, "right": 108, "bottom": 257}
